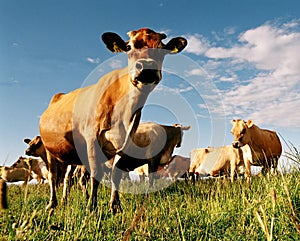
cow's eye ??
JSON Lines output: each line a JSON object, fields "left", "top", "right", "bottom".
{"left": 241, "top": 128, "right": 246, "bottom": 135}
{"left": 134, "top": 40, "right": 146, "bottom": 49}
{"left": 126, "top": 45, "right": 131, "bottom": 51}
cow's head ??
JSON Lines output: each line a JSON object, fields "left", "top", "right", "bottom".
{"left": 231, "top": 119, "right": 254, "bottom": 148}
{"left": 12, "top": 156, "right": 29, "bottom": 168}
{"left": 24, "top": 136, "right": 44, "bottom": 157}
{"left": 172, "top": 124, "right": 191, "bottom": 148}
{"left": 102, "top": 28, "right": 187, "bottom": 87}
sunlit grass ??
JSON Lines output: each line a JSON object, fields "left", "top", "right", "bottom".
{"left": 1, "top": 169, "right": 299, "bottom": 240}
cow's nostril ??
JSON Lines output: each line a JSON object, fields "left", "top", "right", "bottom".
{"left": 135, "top": 61, "right": 143, "bottom": 71}
{"left": 135, "top": 59, "right": 158, "bottom": 71}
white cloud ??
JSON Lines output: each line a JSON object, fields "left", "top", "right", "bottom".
{"left": 86, "top": 57, "right": 100, "bottom": 64}
{"left": 195, "top": 19, "right": 300, "bottom": 129}
{"left": 184, "top": 34, "right": 211, "bottom": 55}
{"left": 185, "top": 68, "right": 207, "bottom": 77}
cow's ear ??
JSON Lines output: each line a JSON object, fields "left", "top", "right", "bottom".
{"left": 231, "top": 119, "right": 236, "bottom": 124}
{"left": 164, "top": 37, "right": 187, "bottom": 54}
{"left": 24, "top": 138, "right": 31, "bottom": 144}
{"left": 101, "top": 32, "right": 128, "bottom": 53}
{"left": 246, "top": 119, "right": 254, "bottom": 128}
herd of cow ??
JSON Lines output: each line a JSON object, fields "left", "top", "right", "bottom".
{"left": 0, "top": 28, "right": 282, "bottom": 214}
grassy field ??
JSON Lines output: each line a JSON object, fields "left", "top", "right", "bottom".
{"left": 1, "top": 169, "right": 299, "bottom": 241}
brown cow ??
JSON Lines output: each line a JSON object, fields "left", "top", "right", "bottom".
{"left": 162, "top": 155, "right": 191, "bottom": 181}
{"left": 38, "top": 28, "right": 187, "bottom": 212}
{"left": 231, "top": 119, "right": 282, "bottom": 179}
{"left": 12, "top": 156, "right": 48, "bottom": 184}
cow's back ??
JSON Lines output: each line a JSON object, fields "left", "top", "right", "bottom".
{"left": 250, "top": 127, "right": 282, "bottom": 162}
{"left": 39, "top": 68, "right": 129, "bottom": 165}
{"left": 1, "top": 167, "right": 31, "bottom": 182}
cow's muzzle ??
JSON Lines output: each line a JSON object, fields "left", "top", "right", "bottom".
{"left": 25, "top": 148, "right": 33, "bottom": 156}
{"left": 232, "top": 141, "right": 241, "bottom": 149}
{"left": 134, "top": 59, "right": 161, "bottom": 84}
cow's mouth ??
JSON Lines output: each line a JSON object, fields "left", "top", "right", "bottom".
{"left": 232, "top": 141, "right": 243, "bottom": 148}
{"left": 133, "top": 69, "right": 160, "bottom": 85}
{"left": 132, "top": 59, "right": 161, "bottom": 85}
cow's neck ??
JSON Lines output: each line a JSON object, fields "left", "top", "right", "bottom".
{"left": 102, "top": 70, "right": 155, "bottom": 152}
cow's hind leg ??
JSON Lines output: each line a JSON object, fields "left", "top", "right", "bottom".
{"left": 46, "top": 154, "right": 58, "bottom": 210}
{"left": 61, "top": 165, "right": 76, "bottom": 205}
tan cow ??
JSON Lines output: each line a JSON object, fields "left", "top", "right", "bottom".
{"left": 109, "top": 122, "right": 190, "bottom": 182}
{"left": 116, "top": 123, "right": 190, "bottom": 189}
{"left": 12, "top": 156, "right": 48, "bottom": 184}
{"left": 189, "top": 145, "right": 246, "bottom": 182}
{"left": 231, "top": 119, "right": 282, "bottom": 179}
{"left": 0, "top": 166, "right": 32, "bottom": 184}
{"left": 37, "top": 28, "right": 187, "bottom": 212}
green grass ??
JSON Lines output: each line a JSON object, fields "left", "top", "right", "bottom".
{"left": 1, "top": 171, "right": 299, "bottom": 241}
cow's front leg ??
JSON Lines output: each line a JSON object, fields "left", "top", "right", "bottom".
{"left": 86, "top": 139, "right": 103, "bottom": 211}
{"left": 46, "top": 154, "right": 58, "bottom": 210}
{"left": 230, "top": 160, "right": 237, "bottom": 183}
{"left": 148, "top": 159, "right": 159, "bottom": 186}
{"left": 87, "top": 177, "right": 99, "bottom": 211}
{"left": 79, "top": 166, "right": 89, "bottom": 200}
{"left": 109, "top": 155, "right": 123, "bottom": 214}
{"left": 244, "top": 159, "right": 251, "bottom": 184}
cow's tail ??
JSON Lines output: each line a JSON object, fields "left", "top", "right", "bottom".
{"left": 0, "top": 178, "right": 8, "bottom": 209}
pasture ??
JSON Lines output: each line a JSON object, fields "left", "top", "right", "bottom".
{"left": 1, "top": 170, "right": 299, "bottom": 240}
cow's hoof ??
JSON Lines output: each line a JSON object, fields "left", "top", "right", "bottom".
{"left": 109, "top": 202, "right": 122, "bottom": 215}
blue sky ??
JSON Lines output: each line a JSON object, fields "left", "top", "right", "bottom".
{"left": 1, "top": 0, "right": 300, "bottom": 167}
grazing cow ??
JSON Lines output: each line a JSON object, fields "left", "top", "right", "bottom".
{"left": 0, "top": 166, "right": 32, "bottom": 184}
{"left": 37, "top": 28, "right": 187, "bottom": 212}
{"left": 231, "top": 119, "right": 282, "bottom": 179}
{"left": 162, "top": 155, "right": 191, "bottom": 181}
{"left": 12, "top": 156, "right": 48, "bottom": 184}
{"left": 189, "top": 145, "right": 246, "bottom": 182}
